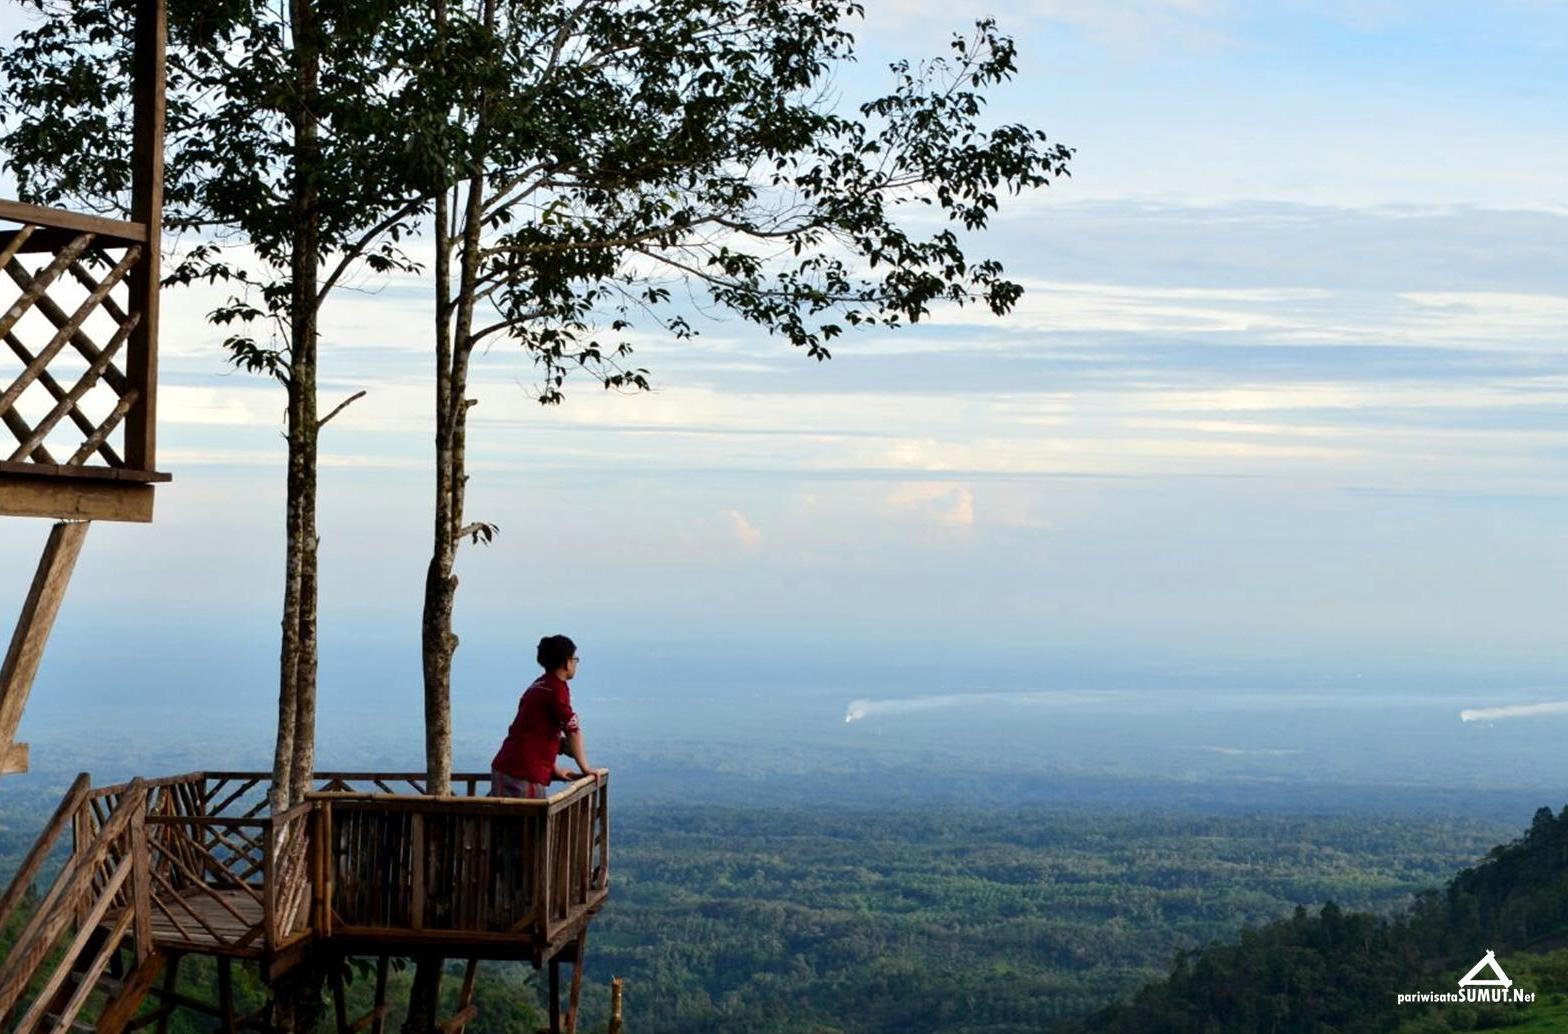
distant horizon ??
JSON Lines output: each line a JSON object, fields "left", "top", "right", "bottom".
{"left": 5, "top": 1, "right": 1568, "bottom": 800}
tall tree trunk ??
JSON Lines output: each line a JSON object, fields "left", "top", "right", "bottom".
{"left": 422, "top": 169, "right": 485, "bottom": 798}
{"left": 272, "top": 391, "right": 304, "bottom": 812}
{"left": 289, "top": 331, "right": 319, "bottom": 806}
{"left": 420, "top": 0, "right": 492, "bottom": 800}
{"left": 273, "top": 0, "right": 325, "bottom": 1029}
{"left": 422, "top": 175, "right": 458, "bottom": 800}
{"left": 412, "top": 8, "right": 497, "bottom": 1022}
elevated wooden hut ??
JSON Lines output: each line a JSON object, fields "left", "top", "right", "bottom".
{"left": 0, "top": 0, "right": 168, "bottom": 776}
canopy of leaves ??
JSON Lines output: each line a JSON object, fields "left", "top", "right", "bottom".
{"left": 407, "top": 1, "right": 1070, "bottom": 399}
{"left": 2, "top": 0, "right": 1070, "bottom": 395}
{"left": 0, "top": 0, "right": 438, "bottom": 378}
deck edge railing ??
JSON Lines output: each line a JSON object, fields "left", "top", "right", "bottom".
{"left": 56, "top": 770, "right": 609, "bottom": 961}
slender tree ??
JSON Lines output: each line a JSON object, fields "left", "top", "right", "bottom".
{"left": 1, "top": 0, "right": 439, "bottom": 813}
{"left": 406, "top": 0, "right": 1072, "bottom": 793}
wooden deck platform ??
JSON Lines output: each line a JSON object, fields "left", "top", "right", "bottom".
{"left": 0, "top": 768, "right": 610, "bottom": 1033}
{"left": 70, "top": 771, "right": 610, "bottom": 975}
{"left": 139, "top": 888, "right": 265, "bottom": 956}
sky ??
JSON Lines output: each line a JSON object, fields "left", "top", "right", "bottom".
{"left": 3, "top": 1, "right": 1568, "bottom": 776}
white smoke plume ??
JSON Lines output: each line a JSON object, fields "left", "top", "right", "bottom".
{"left": 1459, "top": 700, "right": 1568, "bottom": 723}
{"left": 843, "top": 691, "right": 1118, "bottom": 724}
{"left": 1195, "top": 746, "right": 1301, "bottom": 757}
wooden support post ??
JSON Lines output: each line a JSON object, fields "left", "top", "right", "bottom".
{"left": 370, "top": 956, "right": 390, "bottom": 1034}
{"left": 217, "top": 956, "right": 236, "bottom": 1034}
{"left": 329, "top": 962, "right": 349, "bottom": 1034}
{"left": 565, "top": 935, "right": 586, "bottom": 1034}
{"left": 607, "top": 978, "right": 623, "bottom": 1034}
{"left": 154, "top": 953, "right": 181, "bottom": 1034}
{"left": 548, "top": 954, "right": 561, "bottom": 1034}
{"left": 124, "top": 0, "right": 164, "bottom": 471}
{"left": 406, "top": 954, "right": 444, "bottom": 1034}
{"left": 0, "top": 520, "right": 88, "bottom": 772}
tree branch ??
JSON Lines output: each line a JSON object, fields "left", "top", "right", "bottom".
{"left": 316, "top": 389, "right": 367, "bottom": 430}
{"left": 317, "top": 195, "right": 429, "bottom": 306}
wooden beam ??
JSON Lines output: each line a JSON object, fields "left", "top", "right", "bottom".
{"left": 0, "top": 200, "right": 146, "bottom": 244}
{"left": 0, "top": 460, "right": 169, "bottom": 482}
{"left": 444, "top": 959, "right": 478, "bottom": 1034}
{"left": 0, "top": 521, "right": 89, "bottom": 760}
{"left": 0, "top": 477, "right": 152, "bottom": 522}
{"left": 438, "top": 1005, "right": 478, "bottom": 1034}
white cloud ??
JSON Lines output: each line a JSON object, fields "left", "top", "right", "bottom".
{"left": 722, "top": 508, "right": 765, "bottom": 550}
{"left": 887, "top": 481, "right": 975, "bottom": 527}
{"left": 160, "top": 385, "right": 275, "bottom": 426}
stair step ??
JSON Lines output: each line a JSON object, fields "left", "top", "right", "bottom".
{"left": 66, "top": 967, "right": 125, "bottom": 996}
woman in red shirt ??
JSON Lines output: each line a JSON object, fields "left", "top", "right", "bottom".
{"left": 490, "top": 634, "right": 594, "bottom": 799}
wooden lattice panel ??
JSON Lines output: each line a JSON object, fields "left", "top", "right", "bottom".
{"left": 0, "top": 222, "right": 146, "bottom": 472}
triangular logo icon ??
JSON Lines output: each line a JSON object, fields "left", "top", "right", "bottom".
{"left": 1459, "top": 950, "right": 1512, "bottom": 989}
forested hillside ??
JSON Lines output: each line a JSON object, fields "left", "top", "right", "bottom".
{"left": 1060, "top": 805, "right": 1568, "bottom": 1034}
{"left": 577, "top": 806, "right": 1507, "bottom": 1033}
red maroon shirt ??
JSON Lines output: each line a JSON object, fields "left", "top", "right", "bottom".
{"left": 491, "top": 673, "right": 579, "bottom": 785}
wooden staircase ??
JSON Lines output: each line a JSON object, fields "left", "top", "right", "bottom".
{"left": 0, "top": 776, "right": 163, "bottom": 1032}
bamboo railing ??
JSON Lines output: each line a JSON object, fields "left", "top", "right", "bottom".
{"left": 30, "top": 771, "right": 610, "bottom": 963}
{"left": 317, "top": 774, "right": 610, "bottom": 951}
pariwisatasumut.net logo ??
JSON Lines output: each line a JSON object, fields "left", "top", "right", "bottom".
{"left": 1396, "top": 950, "right": 1537, "bottom": 1006}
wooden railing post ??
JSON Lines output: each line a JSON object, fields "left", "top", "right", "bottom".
{"left": 313, "top": 800, "right": 333, "bottom": 937}
{"left": 262, "top": 815, "right": 277, "bottom": 950}
{"left": 409, "top": 813, "right": 425, "bottom": 931}
{"left": 536, "top": 813, "right": 553, "bottom": 939}
{"left": 123, "top": 0, "right": 164, "bottom": 471}
{"left": 129, "top": 781, "right": 153, "bottom": 961}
